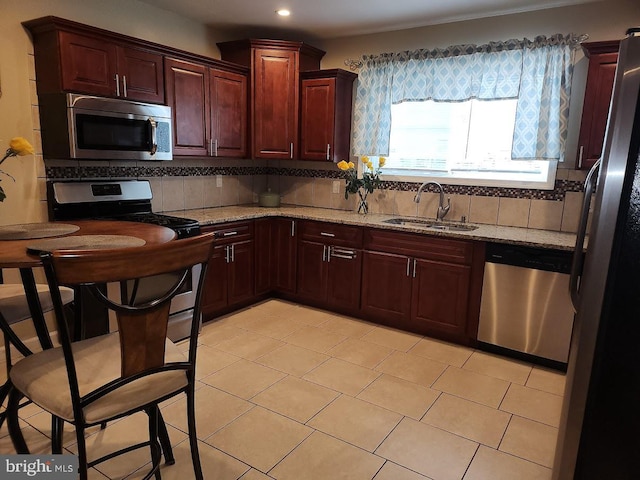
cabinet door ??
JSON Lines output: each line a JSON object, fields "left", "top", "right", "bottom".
{"left": 116, "top": 46, "right": 164, "bottom": 103}
{"left": 253, "top": 49, "right": 298, "bottom": 159}
{"left": 577, "top": 42, "right": 619, "bottom": 170}
{"left": 201, "top": 244, "right": 228, "bottom": 318}
{"left": 272, "top": 218, "right": 298, "bottom": 294}
{"left": 411, "top": 259, "right": 471, "bottom": 342}
{"left": 165, "top": 58, "right": 209, "bottom": 156}
{"left": 210, "top": 68, "right": 248, "bottom": 158}
{"left": 59, "top": 31, "right": 118, "bottom": 97}
{"left": 296, "top": 240, "right": 326, "bottom": 302}
{"left": 228, "top": 240, "right": 255, "bottom": 306}
{"left": 254, "top": 219, "right": 272, "bottom": 295}
{"left": 360, "top": 251, "right": 413, "bottom": 325}
{"left": 300, "top": 77, "right": 335, "bottom": 161}
{"left": 326, "top": 247, "right": 361, "bottom": 312}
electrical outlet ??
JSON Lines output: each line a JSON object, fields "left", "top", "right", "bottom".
{"left": 216, "top": 175, "right": 222, "bottom": 187}
{"left": 332, "top": 180, "right": 340, "bottom": 194}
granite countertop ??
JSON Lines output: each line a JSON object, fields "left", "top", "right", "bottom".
{"left": 169, "top": 204, "right": 579, "bottom": 251}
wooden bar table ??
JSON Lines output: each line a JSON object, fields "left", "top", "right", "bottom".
{"left": 0, "top": 220, "right": 176, "bottom": 344}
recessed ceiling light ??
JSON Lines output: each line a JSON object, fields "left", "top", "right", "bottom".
{"left": 276, "top": 9, "right": 290, "bottom": 17}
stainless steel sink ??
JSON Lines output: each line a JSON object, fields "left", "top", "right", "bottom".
{"left": 382, "top": 217, "right": 479, "bottom": 231}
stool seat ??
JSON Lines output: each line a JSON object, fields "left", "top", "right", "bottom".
{"left": 0, "top": 284, "right": 74, "bottom": 324}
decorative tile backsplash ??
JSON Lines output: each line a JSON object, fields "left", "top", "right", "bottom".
{"left": 45, "top": 161, "right": 586, "bottom": 233}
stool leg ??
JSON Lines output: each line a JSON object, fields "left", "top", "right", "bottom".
{"left": 157, "top": 408, "right": 175, "bottom": 465}
{"left": 7, "top": 387, "right": 29, "bottom": 453}
{"left": 52, "top": 416, "right": 64, "bottom": 454}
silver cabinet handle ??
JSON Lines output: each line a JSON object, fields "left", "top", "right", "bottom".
{"left": 406, "top": 257, "right": 411, "bottom": 277}
{"left": 326, "top": 144, "right": 330, "bottom": 160}
{"left": 331, "top": 247, "right": 356, "bottom": 260}
{"left": 578, "top": 145, "right": 585, "bottom": 169}
{"left": 148, "top": 117, "right": 158, "bottom": 155}
{"left": 327, "top": 245, "right": 331, "bottom": 263}
{"left": 122, "top": 75, "right": 127, "bottom": 97}
{"left": 223, "top": 231, "right": 238, "bottom": 237}
{"left": 231, "top": 244, "right": 235, "bottom": 263}
{"left": 290, "top": 142, "right": 294, "bottom": 159}
{"left": 570, "top": 158, "right": 601, "bottom": 311}
{"left": 115, "top": 74, "right": 120, "bottom": 96}
{"left": 291, "top": 220, "right": 295, "bottom": 237}
{"left": 412, "top": 259, "right": 417, "bottom": 278}
{"left": 320, "top": 232, "right": 335, "bottom": 237}
{"left": 214, "top": 139, "right": 218, "bottom": 157}
{"left": 225, "top": 245, "right": 230, "bottom": 263}
{"left": 322, "top": 245, "right": 327, "bottom": 262}
{"left": 209, "top": 139, "right": 213, "bottom": 157}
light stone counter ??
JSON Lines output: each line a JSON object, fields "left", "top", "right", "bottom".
{"left": 169, "top": 204, "right": 579, "bottom": 251}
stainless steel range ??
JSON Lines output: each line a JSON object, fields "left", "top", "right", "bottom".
{"left": 48, "top": 180, "right": 202, "bottom": 341}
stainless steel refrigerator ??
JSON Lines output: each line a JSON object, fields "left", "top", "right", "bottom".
{"left": 553, "top": 28, "right": 640, "bottom": 479}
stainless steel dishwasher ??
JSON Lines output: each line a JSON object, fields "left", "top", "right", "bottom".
{"left": 477, "top": 242, "right": 575, "bottom": 368}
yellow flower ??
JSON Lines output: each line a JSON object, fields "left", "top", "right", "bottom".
{"left": 1, "top": 136, "right": 35, "bottom": 202}
{"left": 337, "top": 160, "right": 350, "bottom": 171}
{"left": 9, "top": 137, "right": 35, "bottom": 156}
{"left": 379, "top": 156, "right": 386, "bottom": 168}
{"left": 361, "top": 155, "right": 369, "bottom": 165}
{"left": 348, "top": 161, "right": 355, "bottom": 169}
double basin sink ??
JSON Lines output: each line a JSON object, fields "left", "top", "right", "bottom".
{"left": 382, "top": 217, "right": 479, "bottom": 232}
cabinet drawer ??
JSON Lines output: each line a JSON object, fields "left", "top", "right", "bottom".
{"left": 201, "top": 221, "right": 254, "bottom": 245}
{"left": 299, "top": 220, "right": 362, "bottom": 248}
{"left": 364, "top": 228, "right": 473, "bottom": 265}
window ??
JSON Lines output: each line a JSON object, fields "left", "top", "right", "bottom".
{"left": 382, "top": 99, "right": 557, "bottom": 189}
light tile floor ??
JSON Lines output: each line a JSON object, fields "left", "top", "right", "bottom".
{"left": 0, "top": 299, "right": 566, "bottom": 479}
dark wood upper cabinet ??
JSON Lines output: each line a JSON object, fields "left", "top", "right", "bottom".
{"left": 210, "top": 69, "right": 248, "bottom": 158}
{"left": 164, "top": 58, "right": 209, "bottom": 156}
{"left": 577, "top": 40, "right": 620, "bottom": 170}
{"left": 24, "top": 17, "right": 164, "bottom": 104}
{"left": 300, "top": 69, "right": 357, "bottom": 162}
{"left": 164, "top": 57, "right": 248, "bottom": 157}
{"left": 218, "top": 39, "right": 325, "bottom": 160}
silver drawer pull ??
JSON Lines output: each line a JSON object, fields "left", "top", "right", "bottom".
{"left": 331, "top": 253, "right": 356, "bottom": 260}
{"left": 332, "top": 248, "right": 355, "bottom": 256}
{"left": 320, "top": 232, "right": 335, "bottom": 237}
{"left": 223, "top": 231, "right": 238, "bottom": 237}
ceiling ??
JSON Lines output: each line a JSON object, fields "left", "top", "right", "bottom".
{"left": 138, "top": 0, "right": 598, "bottom": 40}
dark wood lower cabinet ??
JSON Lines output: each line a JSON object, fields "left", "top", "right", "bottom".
{"left": 203, "top": 219, "right": 484, "bottom": 346}
{"left": 360, "top": 250, "right": 413, "bottom": 324}
{"left": 412, "top": 258, "right": 471, "bottom": 341}
{"left": 296, "top": 240, "right": 362, "bottom": 314}
{"left": 360, "top": 228, "right": 484, "bottom": 345}
{"left": 201, "top": 223, "right": 255, "bottom": 320}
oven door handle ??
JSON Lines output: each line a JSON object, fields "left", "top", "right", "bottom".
{"left": 148, "top": 117, "right": 158, "bottom": 155}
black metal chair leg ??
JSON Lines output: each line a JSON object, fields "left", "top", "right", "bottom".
{"left": 0, "top": 379, "right": 11, "bottom": 430}
{"left": 157, "top": 408, "right": 175, "bottom": 465}
{"left": 186, "top": 388, "right": 203, "bottom": 480}
{"left": 147, "top": 406, "right": 162, "bottom": 480}
{"left": 7, "top": 387, "right": 29, "bottom": 453}
{"left": 51, "top": 416, "right": 64, "bottom": 454}
{"left": 75, "top": 423, "right": 89, "bottom": 480}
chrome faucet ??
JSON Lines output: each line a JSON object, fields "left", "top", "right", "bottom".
{"left": 414, "top": 181, "right": 451, "bottom": 221}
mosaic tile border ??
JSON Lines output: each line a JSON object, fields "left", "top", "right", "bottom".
{"left": 46, "top": 164, "right": 583, "bottom": 201}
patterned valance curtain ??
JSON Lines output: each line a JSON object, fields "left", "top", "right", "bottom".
{"left": 351, "top": 34, "right": 584, "bottom": 161}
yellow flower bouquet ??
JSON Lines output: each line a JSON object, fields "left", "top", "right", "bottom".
{"left": 337, "top": 156, "right": 385, "bottom": 213}
{"left": 0, "top": 137, "right": 35, "bottom": 202}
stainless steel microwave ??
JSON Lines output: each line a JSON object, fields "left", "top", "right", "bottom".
{"left": 38, "top": 93, "right": 172, "bottom": 160}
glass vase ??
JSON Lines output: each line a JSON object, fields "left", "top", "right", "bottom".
{"left": 357, "top": 189, "right": 369, "bottom": 214}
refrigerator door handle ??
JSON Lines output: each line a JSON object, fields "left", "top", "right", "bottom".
{"left": 569, "top": 158, "right": 601, "bottom": 311}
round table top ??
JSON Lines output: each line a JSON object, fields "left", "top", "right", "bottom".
{"left": 0, "top": 220, "right": 176, "bottom": 268}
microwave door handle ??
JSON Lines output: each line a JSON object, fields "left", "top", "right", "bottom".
{"left": 570, "top": 158, "right": 601, "bottom": 311}
{"left": 148, "top": 117, "right": 158, "bottom": 155}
